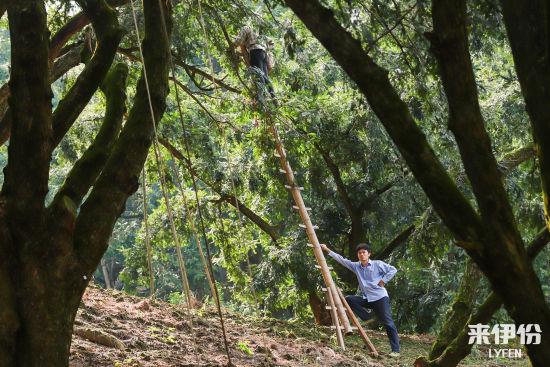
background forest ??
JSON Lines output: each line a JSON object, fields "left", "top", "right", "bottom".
{"left": 0, "top": 0, "right": 549, "bottom": 365}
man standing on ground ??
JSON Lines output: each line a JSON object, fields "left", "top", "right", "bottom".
{"left": 321, "top": 243, "right": 401, "bottom": 357}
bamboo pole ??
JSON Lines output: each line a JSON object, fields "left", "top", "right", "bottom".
{"left": 326, "top": 284, "right": 345, "bottom": 350}
{"left": 141, "top": 169, "right": 155, "bottom": 297}
{"left": 269, "top": 124, "right": 353, "bottom": 336}
{"left": 336, "top": 287, "right": 379, "bottom": 356}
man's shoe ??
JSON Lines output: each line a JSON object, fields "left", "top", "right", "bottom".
{"left": 388, "top": 352, "right": 400, "bottom": 358}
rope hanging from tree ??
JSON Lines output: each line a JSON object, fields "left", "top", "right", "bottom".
{"left": 166, "top": 153, "right": 217, "bottom": 301}
{"left": 129, "top": 0, "right": 194, "bottom": 312}
{"left": 129, "top": 0, "right": 207, "bottom": 358}
{"left": 155, "top": 0, "right": 233, "bottom": 364}
{"left": 195, "top": 0, "right": 258, "bottom": 302}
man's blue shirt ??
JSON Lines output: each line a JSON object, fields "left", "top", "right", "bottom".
{"left": 328, "top": 250, "right": 397, "bottom": 302}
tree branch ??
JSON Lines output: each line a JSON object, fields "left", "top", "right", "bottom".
{"left": 50, "top": 63, "right": 128, "bottom": 213}
{"left": 499, "top": 144, "right": 536, "bottom": 172}
{"left": 73, "top": 0, "right": 171, "bottom": 275}
{"left": 51, "top": 0, "right": 123, "bottom": 149}
{"left": 372, "top": 224, "right": 415, "bottom": 260}
{"left": 428, "top": 6, "right": 550, "bottom": 359}
{"left": 499, "top": 1, "right": 550, "bottom": 233}
{"left": 360, "top": 178, "right": 399, "bottom": 212}
{"left": 174, "top": 58, "right": 242, "bottom": 94}
{"left": 218, "top": 194, "right": 280, "bottom": 242}
{"left": 0, "top": 0, "right": 127, "bottom": 146}
{"left": 170, "top": 77, "right": 221, "bottom": 123}
{"left": 49, "top": 0, "right": 128, "bottom": 60}
{"left": 429, "top": 0, "right": 524, "bottom": 250}
{"left": 371, "top": 143, "right": 534, "bottom": 263}
{"left": 0, "top": 43, "right": 87, "bottom": 147}
{"left": 313, "top": 143, "right": 356, "bottom": 217}
{"left": 2, "top": 0, "right": 52, "bottom": 234}
{"left": 158, "top": 137, "right": 281, "bottom": 241}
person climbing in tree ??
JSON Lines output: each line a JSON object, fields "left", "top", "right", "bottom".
{"left": 231, "top": 25, "right": 275, "bottom": 101}
{"left": 321, "top": 243, "right": 401, "bottom": 357}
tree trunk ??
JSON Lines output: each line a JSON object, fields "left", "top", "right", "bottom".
{"left": 0, "top": 0, "right": 171, "bottom": 365}
{"left": 12, "top": 274, "right": 85, "bottom": 366}
{"left": 308, "top": 290, "right": 332, "bottom": 326}
{"left": 415, "top": 228, "right": 550, "bottom": 367}
{"left": 347, "top": 212, "right": 364, "bottom": 255}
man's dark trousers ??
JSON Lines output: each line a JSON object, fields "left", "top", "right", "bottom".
{"left": 345, "top": 295, "right": 400, "bottom": 352}
{"left": 249, "top": 48, "right": 275, "bottom": 98}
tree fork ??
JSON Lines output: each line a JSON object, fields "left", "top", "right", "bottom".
{"left": 51, "top": 0, "right": 123, "bottom": 148}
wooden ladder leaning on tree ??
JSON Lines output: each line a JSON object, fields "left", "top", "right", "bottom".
{"left": 267, "top": 117, "right": 378, "bottom": 355}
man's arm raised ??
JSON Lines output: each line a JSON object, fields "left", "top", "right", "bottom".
{"left": 321, "top": 244, "right": 355, "bottom": 272}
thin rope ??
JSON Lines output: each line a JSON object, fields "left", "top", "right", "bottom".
{"left": 130, "top": 0, "right": 193, "bottom": 311}
{"left": 196, "top": 0, "right": 257, "bottom": 302}
{"left": 141, "top": 167, "right": 155, "bottom": 297}
{"left": 166, "top": 151, "right": 217, "bottom": 301}
{"left": 156, "top": 1, "right": 232, "bottom": 364}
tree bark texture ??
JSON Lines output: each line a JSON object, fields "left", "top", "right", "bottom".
{"left": 499, "top": 0, "right": 550, "bottom": 233}
{"left": 308, "top": 290, "right": 332, "bottom": 326}
{"left": 0, "top": 1, "right": 171, "bottom": 366}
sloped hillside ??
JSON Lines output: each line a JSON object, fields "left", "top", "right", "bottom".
{"left": 69, "top": 285, "right": 528, "bottom": 366}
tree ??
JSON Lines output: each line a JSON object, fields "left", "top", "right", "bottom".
{"left": 0, "top": 0, "right": 171, "bottom": 365}
{"left": 282, "top": 0, "right": 550, "bottom": 365}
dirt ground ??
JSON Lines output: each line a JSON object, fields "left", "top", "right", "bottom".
{"left": 69, "top": 285, "right": 530, "bottom": 367}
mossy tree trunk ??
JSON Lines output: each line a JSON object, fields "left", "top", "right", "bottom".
{"left": 283, "top": 0, "right": 550, "bottom": 365}
{"left": 0, "top": 0, "right": 171, "bottom": 366}
{"left": 428, "top": 259, "right": 481, "bottom": 360}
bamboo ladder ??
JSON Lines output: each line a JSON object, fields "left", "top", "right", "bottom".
{"left": 268, "top": 122, "right": 378, "bottom": 356}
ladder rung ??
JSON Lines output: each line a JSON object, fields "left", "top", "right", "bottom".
{"left": 331, "top": 326, "right": 358, "bottom": 330}
{"left": 292, "top": 205, "right": 311, "bottom": 211}
{"left": 299, "top": 224, "right": 319, "bottom": 229}
{"left": 284, "top": 185, "right": 304, "bottom": 190}
{"left": 315, "top": 265, "right": 333, "bottom": 270}
{"left": 307, "top": 243, "right": 324, "bottom": 248}
{"left": 279, "top": 169, "right": 298, "bottom": 175}
{"left": 325, "top": 306, "right": 332, "bottom": 310}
